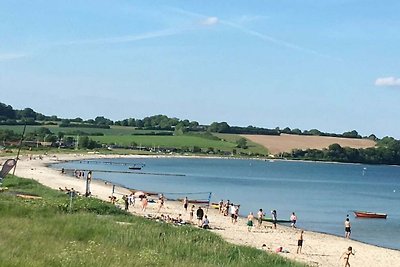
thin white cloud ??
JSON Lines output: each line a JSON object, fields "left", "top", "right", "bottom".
{"left": 237, "top": 15, "right": 269, "bottom": 24}
{"left": 375, "top": 76, "right": 400, "bottom": 87}
{"left": 54, "top": 28, "right": 183, "bottom": 46}
{"left": 0, "top": 53, "right": 26, "bottom": 61}
{"left": 170, "top": 7, "right": 338, "bottom": 60}
{"left": 202, "top": 17, "right": 219, "bottom": 26}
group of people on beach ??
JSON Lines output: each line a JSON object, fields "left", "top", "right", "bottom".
{"left": 108, "top": 191, "right": 356, "bottom": 267}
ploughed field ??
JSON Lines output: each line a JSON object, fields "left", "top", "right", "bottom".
{"left": 243, "top": 134, "right": 376, "bottom": 155}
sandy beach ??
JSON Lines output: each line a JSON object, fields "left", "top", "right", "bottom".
{"left": 8, "top": 153, "right": 400, "bottom": 267}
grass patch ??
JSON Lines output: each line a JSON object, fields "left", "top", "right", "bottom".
{"left": 0, "top": 175, "right": 305, "bottom": 267}
{"left": 214, "top": 133, "right": 269, "bottom": 155}
{"left": 92, "top": 135, "right": 236, "bottom": 150}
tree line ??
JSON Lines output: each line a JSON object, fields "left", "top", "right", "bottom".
{"left": 281, "top": 137, "right": 400, "bottom": 165}
{"left": 0, "top": 101, "right": 383, "bottom": 140}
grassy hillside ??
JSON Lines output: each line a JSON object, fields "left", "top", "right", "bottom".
{"left": 0, "top": 176, "right": 304, "bottom": 267}
{"left": 0, "top": 124, "right": 269, "bottom": 156}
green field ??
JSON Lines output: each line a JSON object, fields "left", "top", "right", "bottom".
{"left": 0, "top": 176, "right": 305, "bottom": 267}
{"left": 214, "top": 133, "right": 270, "bottom": 155}
{"left": 91, "top": 134, "right": 268, "bottom": 155}
{"left": 0, "top": 124, "right": 164, "bottom": 135}
{"left": 0, "top": 125, "right": 269, "bottom": 156}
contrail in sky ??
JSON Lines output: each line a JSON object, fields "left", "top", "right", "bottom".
{"left": 171, "top": 7, "right": 338, "bottom": 60}
{"left": 54, "top": 28, "right": 183, "bottom": 46}
{"left": 0, "top": 53, "right": 26, "bottom": 61}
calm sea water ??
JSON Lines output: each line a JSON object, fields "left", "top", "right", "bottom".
{"left": 54, "top": 157, "right": 400, "bottom": 250}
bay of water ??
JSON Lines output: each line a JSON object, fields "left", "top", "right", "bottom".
{"left": 54, "top": 157, "right": 400, "bottom": 250}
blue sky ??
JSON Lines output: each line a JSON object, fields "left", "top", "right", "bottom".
{"left": 1, "top": 0, "right": 400, "bottom": 138}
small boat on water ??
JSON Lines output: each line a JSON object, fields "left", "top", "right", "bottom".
{"left": 128, "top": 166, "right": 142, "bottom": 170}
{"left": 128, "top": 163, "right": 145, "bottom": 170}
{"left": 354, "top": 211, "right": 387, "bottom": 219}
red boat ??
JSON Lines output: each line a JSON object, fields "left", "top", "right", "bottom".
{"left": 354, "top": 211, "right": 387, "bottom": 219}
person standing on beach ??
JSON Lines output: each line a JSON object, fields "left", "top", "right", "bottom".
{"left": 196, "top": 206, "right": 204, "bottom": 226}
{"left": 183, "top": 196, "right": 189, "bottom": 211}
{"left": 247, "top": 212, "right": 254, "bottom": 232}
{"left": 297, "top": 230, "right": 304, "bottom": 254}
{"left": 123, "top": 195, "right": 129, "bottom": 211}
{"left": 218, "top": 199, "right": 223, "bottom": 214}
{"left": 129, "top": 193, "right": 135, "bottom": 207}
{"left": 157, "top": 194, "right": 165, "bottom": 213}
{"left": 234, "top": 205, "right": 239, "bottom": 224}
{"left": 340, "top": 246, "right": 355, "bottom": 267}
{"left": 189, "top": 205, "right": 195, "bottom": 222}
{"left": 141, "top": 196, "right": 148, "bottom": 212}
{"left": 271, "top": 210, "right": 277, "bottom": 229}
{"left": 344, "top": 218, "right": 351, "bottom": 238}
{"left": 230, "top": 204, "right": 236, "bottom": 224}
{"left": 257, "top": 209, "right": 264, "bottom": 228}
{"left": 290, "top": 212, "right": 297, "bottom": 228}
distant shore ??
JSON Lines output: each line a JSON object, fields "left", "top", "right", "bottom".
{"left": 9, "top": 153, "right": 400, "bottom": 267}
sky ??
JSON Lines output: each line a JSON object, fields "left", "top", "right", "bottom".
{"left": 1, "top": 0, "right": 400, "bottom": 138}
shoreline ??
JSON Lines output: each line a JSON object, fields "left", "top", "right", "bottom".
{"left": 8, "top": 153, "right": 400, "bottom": 267}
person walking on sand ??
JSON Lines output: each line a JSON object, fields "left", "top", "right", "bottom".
{"left": 247, "top": 212, "right": 254, "bottom": 232}
{"left": 290, "top": 212, "right": 297, "bottom": 228}
{"left": 344, "top": 218, "right": 351, "bottom": 238}
{"left": 183, "top": 196, "right": 189, "bottom": 211}
{"left": 340, "top": 246, "right": 355, "bottom": 267}
{"left": 297, "top": 230, "right": 304, "bottom": 254}
{"left": 257, "top": 209, "right": 264, "bottom": 228}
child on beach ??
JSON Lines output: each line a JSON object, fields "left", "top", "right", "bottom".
{"left": 247, "top": 212, "right": 254, "bottom": 232}
{"left": 202, "top": 215, "right": 210, "bottom": 229}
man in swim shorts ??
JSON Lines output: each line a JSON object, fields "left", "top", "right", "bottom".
{"left": 297, "top": 230, "right": 304, "bottom": 254}
{"left": 344, "top": 218, "right": 351, "bottom": 238}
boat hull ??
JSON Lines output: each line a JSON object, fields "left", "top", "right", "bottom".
{"left": 354, "top": 211, "right": 387, "bottom": 219}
